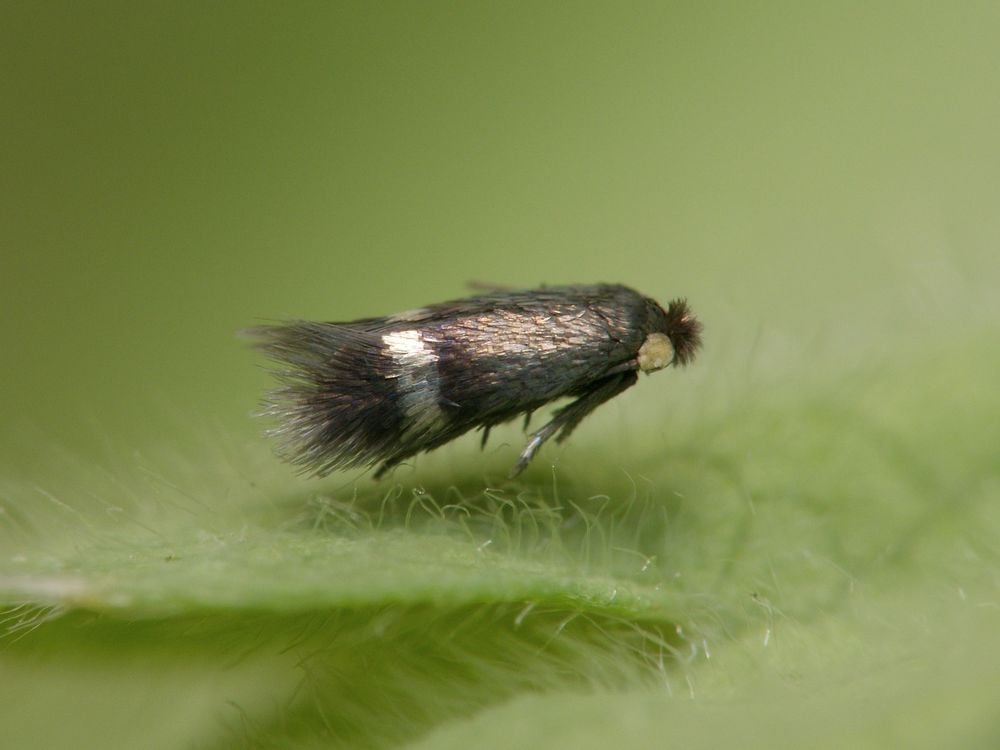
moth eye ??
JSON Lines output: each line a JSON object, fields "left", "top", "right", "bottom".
{"left": 637, "top": 332, "right": 674, "bottom": 372}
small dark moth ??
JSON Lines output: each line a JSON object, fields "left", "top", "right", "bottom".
{"left": 250, "top": 284, "right": 702, "bottom": 478}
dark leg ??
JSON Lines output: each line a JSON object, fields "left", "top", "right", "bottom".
{"left": 509, "top": 372, "right": 638, "bottom": 477}
{"left": 374, "top": 457, "right": 401, "bottom": 479}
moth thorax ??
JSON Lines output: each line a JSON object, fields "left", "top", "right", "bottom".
{"left": 637, "top": 332, "right": 674, "bottom": 372}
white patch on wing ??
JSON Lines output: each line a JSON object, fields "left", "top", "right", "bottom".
{"left": 382, "top": 329, "right": 444, "bottom": 439}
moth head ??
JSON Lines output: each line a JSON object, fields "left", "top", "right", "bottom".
{"left": 637, "top": 333, "right": 674, "bottom": 372}
{"left": 641, "top": 298, "right": 702, "bottom": 371}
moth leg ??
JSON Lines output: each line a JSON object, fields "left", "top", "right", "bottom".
{"left": 552, "top": 372, "right": 639, "bottom": 445}
{"left": 604, "top": 358, "right": 639, "bottom": 376}
{"left": 509, "top": 372, "right": 638, "bottom": 477}
{"left": 509, "top": 421, "right": 561, "bottom": 478}
{"left": 373, "top": 457, "right": 401, "bottom": 480}
{"left": 480, "top": 425, "right": 492, "bottom": 450}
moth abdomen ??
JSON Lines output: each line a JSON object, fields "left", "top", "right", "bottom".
{"left": 250, "top": 283, "right": 702, "bottom": 478}
{"left": 251, "top": 323, "right": 408, "bottom": 475}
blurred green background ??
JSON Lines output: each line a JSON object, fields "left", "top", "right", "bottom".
{"left": 2, "top": 3, "right": 999, "bottom": 749}
{"left": 5, "top": 1, "right": 996, "bottom": 460}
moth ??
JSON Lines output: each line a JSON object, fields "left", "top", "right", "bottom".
{"left": 250, "top": 283, "right": 702, "bottom": 478}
